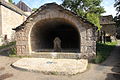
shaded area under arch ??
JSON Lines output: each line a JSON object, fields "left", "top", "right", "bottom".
{"left": 30, "top": 18, "right": 80, "bottom": 53}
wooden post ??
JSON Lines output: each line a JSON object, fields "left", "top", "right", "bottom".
{"left": 100, "top": 31, "right": 103, "bottom": 43}
{"left": 103, "top": 31, "right": 106, "bottom": 44}
{"left": 97, "top": 30, "right": 100, "bottom": 42}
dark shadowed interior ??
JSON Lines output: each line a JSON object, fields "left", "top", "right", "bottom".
{"left": 30, "top": 18, "right": 80, "bottom": 53}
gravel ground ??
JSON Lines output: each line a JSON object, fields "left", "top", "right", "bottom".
{"left": 0, "top": 41, "right": 120, "bottom": 80}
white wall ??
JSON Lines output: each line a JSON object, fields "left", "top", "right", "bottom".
{"left": 4, "top": 0, "right": 9, "bottom": 2}
{"left": 1, "top": 5, "right": 26, "bottom": 42}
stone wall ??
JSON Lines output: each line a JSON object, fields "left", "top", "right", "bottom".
{"left": 80, "top": 24, "right": 96, "bottom": 59}
{"left": 0, "top": 6, "right": 2, "bottom": 36}
{"left": 0, "top": 4, "right": 27, "bottom": 44}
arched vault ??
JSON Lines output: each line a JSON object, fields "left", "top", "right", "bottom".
{"left": 14, "top": 3, "right": 96, "bottom": 59}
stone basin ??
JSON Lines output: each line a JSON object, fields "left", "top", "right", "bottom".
{"left": 12, "top": 58, "right": 88, "bottom": 75}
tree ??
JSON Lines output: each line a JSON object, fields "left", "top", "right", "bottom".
{"left": 62, "top": 0, "right": 105, "bottom": 28}
{"left": 32, "top": 8, "right": 38, "bottom": 11}
{"left": 86, "top": 13, "right": 101, "bottom": 29}
{"left": 9, "top": 0, "right": 13, "bottom": 3}
{"left": 114, "top": 0, "right": 120, "bottom": 15}
{"left": 114, "top": 0, "right": 120, "bottom": 27}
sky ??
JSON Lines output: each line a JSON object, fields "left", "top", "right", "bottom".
{"left": 101, "top": 0, "right": 117, "bottom": 17}
{"left": 14, "top": 0, "right": 117, "bottom": 17}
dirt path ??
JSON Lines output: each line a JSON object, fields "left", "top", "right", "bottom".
{"left": 0, "top": 41, "right": 120, "bottom": 80}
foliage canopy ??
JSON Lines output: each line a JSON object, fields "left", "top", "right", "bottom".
{"left": 32, "top": 8, "right": 38, "bottom": 11}
{"left": 62, "top": 0, "right": 105, "bottom": 28}
{"left": 114, "top": 0, "right": 120, "bottom": 27}
{"left": 9, "top": 0, "right": 13, "bottom": 3}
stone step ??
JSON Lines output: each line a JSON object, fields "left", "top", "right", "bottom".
{"left": 31, "top": 52, "right": 81, "bottom": 59}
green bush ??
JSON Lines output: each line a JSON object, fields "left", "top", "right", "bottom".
{"left": 8, "top": 46, "right": 17, "bottom": 57}
{"left": 0, "top": 41, "right": 16, "bottom": 50}
{"left": 9, "top": 0, "right": 13, "bottom": 3}
{"left": 0, "top": 41, "right": 16, "bottom": 56}
{"left": 94, "top": 42, "right": 117, "bottom": 63}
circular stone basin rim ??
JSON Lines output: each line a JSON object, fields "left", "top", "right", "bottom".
{"left": 12, "top": 58, "right": 88, "bottom": 75}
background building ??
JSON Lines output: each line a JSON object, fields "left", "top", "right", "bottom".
{"left": 98, "top": 15, "right": 116, "bottom": 42}
{"left": 0, "top": 0, "right": 32, "bottom": 45}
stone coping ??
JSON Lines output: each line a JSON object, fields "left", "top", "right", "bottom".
{"left": 32, "top": 52, "right": 80, "bottom": 54}
{"left": 31, "top": 52, "right": 81, "bottom": 59}
{"left": 12, "top": 58, "right": 88, "bottom": 75}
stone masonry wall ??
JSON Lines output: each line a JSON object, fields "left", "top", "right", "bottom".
{"left": 0, "top": 6, "right": 2, "bottom": 35}
{"left": 0, "top": 6, "right": 2, "bottom": 45}
{"left": 0, "top": 5, "right": 26, "bottom": 42}
{"left": 80, "top": 25, "right": 96, "bottom": 59}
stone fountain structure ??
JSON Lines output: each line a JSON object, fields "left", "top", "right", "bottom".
{"left": 13, "top": 3, "right": 96, "bottom": 59}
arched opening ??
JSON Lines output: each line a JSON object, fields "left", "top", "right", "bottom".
{"left": 30, "top": 18, "right": 80, "bottom": 53}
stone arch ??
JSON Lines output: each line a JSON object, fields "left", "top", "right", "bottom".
{"left": 14, "top": 3, "right": 96, "bottom": 59}
{"left": 24, "top": 10, "right": 85, "bottom": 54}
{"left": 30, "top": 18, "right": 81, "bottom": 53}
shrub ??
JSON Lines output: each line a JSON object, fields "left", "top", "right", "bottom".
{"left": 8, "top": 46, "right": 17, "bottom": 57}
{"left": 94, "top": 42, "right": 117, "bottom": 63}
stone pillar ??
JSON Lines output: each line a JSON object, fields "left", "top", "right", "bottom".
{"left": 15, "top": 30, "right": 29, "bottom": 56}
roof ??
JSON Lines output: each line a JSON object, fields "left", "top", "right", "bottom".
{"left": 13, "top": 3, "right": 96, "bottom": 31}
{"left": 16, "top": 1, "right": 32, "bottom": 12}
{"left": 100, "top": 15, "right": 116, "bottom": 25}
{"left": 0, "top": 0, "right": 28, "bottom": 17}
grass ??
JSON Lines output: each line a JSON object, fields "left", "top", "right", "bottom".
{"left": 0, "top": 41, "right": 17, "bottom": 57}
{"left": 0, "top": 42, "right": 16, "bottom": 50}
{"left": 94, "top": 41, "right": 117, "bottom": 64}
{"left": 0, "top": 42, "right": 31, "bottom": 58}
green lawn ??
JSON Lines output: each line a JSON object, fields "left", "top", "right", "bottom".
{"left": 94, "top": 41, "right": 117, "bottom": 63}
